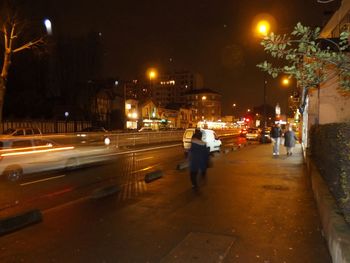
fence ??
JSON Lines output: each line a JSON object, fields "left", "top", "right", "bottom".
{"left": 0, "top": 121, "right": 92, "bottom": 134}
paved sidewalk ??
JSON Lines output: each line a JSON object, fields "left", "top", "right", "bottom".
{"left": 158, "top": 142, "right": 331, "bottom": 263}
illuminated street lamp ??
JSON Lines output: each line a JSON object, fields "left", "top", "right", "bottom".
{"left": 256, "top": 19, "right": 271, "bottom": 132}
{"left": 44, "top": 18, "right": 52, "bottom": 35}
{"left": 147, "top": 68, "right": 157, "bottom": 92}
{"left": 282, "top": 77, "right": 290, "bottom": 86}
{"left": 149, "top": 70, "right": 157, "bottom": 80}
{"left": 256, "top": 20, "right": 270, "bottom": 36}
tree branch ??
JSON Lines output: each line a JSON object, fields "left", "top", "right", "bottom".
{"left": 13, "top": 38, "right": 44, "bottom": 53}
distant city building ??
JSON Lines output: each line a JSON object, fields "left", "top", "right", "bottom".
{"left": 125, "top": 99, "right": 139, "bottom": 130}
{"left": 152, "top": 71, "right": 204, "bottom": 106}
{"left": 185, "top": 89, "right": 222, "bottom": 122}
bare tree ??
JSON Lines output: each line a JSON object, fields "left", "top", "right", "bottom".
{"left": 0, "top": 5, "right": 44, "bottom": 121}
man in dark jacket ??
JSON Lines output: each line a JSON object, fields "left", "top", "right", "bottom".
{"left": 189, "top": 129, "right": 209, "bottom": 189}
{"left": 270, "top": 123, "right": 282, "bottom": 156}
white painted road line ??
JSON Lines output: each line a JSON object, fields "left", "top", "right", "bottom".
{"left": 20, "top": 174, "right": 66, "bottom": 186}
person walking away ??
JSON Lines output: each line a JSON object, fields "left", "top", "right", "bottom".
{"left": 189, "top": 129, "right": 209, "bottom": 189}
{"left": 284, "top": 126, "right": 298, "bottom": 156}
{"left": 270, "top": 123, "right": 282, "bottom": 156}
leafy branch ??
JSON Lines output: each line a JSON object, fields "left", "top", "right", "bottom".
{"left": 257, "top": 22, "right": 350, "bottom": 111}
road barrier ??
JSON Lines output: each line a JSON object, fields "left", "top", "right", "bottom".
{"left": 91, "top": 185, "right": 121, "bottom": 199}
{"left": 0, "top": 209, "right": 42, "bottom": 236}
{"left": 144, "top": 170, "right": 163, "bottom": 183}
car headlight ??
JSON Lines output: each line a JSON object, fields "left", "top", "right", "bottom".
{"left": 104, "top": 137, "right": 111, "bottom": 145}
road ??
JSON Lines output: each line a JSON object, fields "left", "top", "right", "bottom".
{"left": 0, "top": 135, "right": 244, "bottom": 218}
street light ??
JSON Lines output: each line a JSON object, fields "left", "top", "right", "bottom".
{"left": 282, "top": 77, "right": 290, "bottom": 86}
{"left": 147, "top": 68, "right": 157, "bottom": 93}
{"left": 149, "top": 70, "right": 157, "bottom": 80}
{"left": 256, "top": 20, "right": 270, "bottom": 36}
{"left": 256, "top": 19, "right": 271, "bottom": 131}
{"left": 44, "top": 18, "right": 52, "bottom": 35}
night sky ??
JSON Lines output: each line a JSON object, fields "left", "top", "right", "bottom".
{"left": 27, "top": 0, "right": 341, "bottom": 115}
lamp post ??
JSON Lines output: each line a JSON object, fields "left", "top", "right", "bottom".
{"left": 232, "top": 103, "right": 237, "bottom": 121}
{"left": 257, "top": 19, "right": 270, "bottom": 129}
{"left": 44, "top": 18, "right": 53, "bottom": 35}
{"left": 148, "top": 69, "right": 157, "bottom": 91}
{"left": 256, "top": 19, "right": 271, "bottom": 142}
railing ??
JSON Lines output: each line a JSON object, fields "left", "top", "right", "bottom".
{"left": 42, "top": 129, "right": 240, "bottom": 148}
{"left": 0, "top": 121, "right": 92, "bottom": 134}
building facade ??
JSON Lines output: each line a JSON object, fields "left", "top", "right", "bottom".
{"left": 185, "top": 89, "right": 222, "bottom": 122}
{"left": 301, "top": 0, "right": 350, "bottom": 147}
{"left": 152, "top": 71, "right": 204, "bottom": 106}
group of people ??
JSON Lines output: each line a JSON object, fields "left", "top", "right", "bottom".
{"left": 269, "top": 123, "right": 298, "bottom": 156}
{"left": 187, "top": 125, "right": 298, "bottom": 190}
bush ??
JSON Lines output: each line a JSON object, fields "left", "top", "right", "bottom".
{"left": 310, "top": 123, "right": 350, "bottom": 223}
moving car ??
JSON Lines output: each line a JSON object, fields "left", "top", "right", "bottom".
{"left": 183, "top": 128, "right": 221, "bottom": 153}
{"left": 76, "top": 127, "right": 110, "bottom": 145}
{"left": 245, "top": 128, "right": 260, "bottom": 140}
{"left": 0, "top": 137, "right": 115, "bottom": 182}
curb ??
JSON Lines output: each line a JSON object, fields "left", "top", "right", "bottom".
{"left": 308, "top": 159, "right": 350, "bottom": 263}
{"left": 145, "top": 170, "right": 163, "bottom": 183}
{"left": 0, "top": 209, "right": 42, "bottom": 236}
{"left": 91, "top": 185, "right": 121, "bottom": 199}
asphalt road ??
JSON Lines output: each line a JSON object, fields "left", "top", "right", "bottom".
{"left": 0, "top": 135, "right": 244, "bottom": 218}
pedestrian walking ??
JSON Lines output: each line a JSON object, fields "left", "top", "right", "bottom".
{"left": 189, "top": 129, "right": 209, "bottom": 189}
{"left": 270, "top": 123, "right": 282, "bottom": 156}
{"left": 284, "top": 125, "right": 298, "bottom": 156}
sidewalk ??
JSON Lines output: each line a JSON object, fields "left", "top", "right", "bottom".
{"left": 160, "top": 142, "right": 331, "bottom": 262}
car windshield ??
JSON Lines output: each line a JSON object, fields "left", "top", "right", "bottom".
{"left": 184, "top": 130, "right": 194, "bottom": 139}
{"left": 247, "top": 129, "right": 258, "bottom": 133}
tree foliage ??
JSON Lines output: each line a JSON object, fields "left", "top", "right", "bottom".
{"left": 257, "top": 22, "right": 350, "bottom": 111}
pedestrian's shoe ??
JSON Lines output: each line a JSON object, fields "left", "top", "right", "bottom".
{"left": 273, "top": 153, "right": 276, "bottom": 156}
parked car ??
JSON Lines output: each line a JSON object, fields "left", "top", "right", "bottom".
{"left": 0, "top": 137, "right": 115, "bottom": 182}
{"left": 240, "top": 128, "right": 248, "bottom": 137}
{"left": 183, "top": 128, "right": 221, "bottom": 153}
{"left": 246, "top": 128, "right": 260, "bottom": 141}
{"left": 76, "top": 127, "right": 110, "bottom": 145}
{"left": 259, "top": 127, "right": 272, "bottom": 143}
{"left": 2, "top": 127, "right": 42, "bottom": 137}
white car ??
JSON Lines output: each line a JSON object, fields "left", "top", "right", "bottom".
{"left": 183, "top": 128, "right": 221, "bottom": 153}
{"left": 245, "top": 128, "right": 260, "bottom": 140}
{"left": 0, "top": 137, "right": 115, "bottom": 182}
